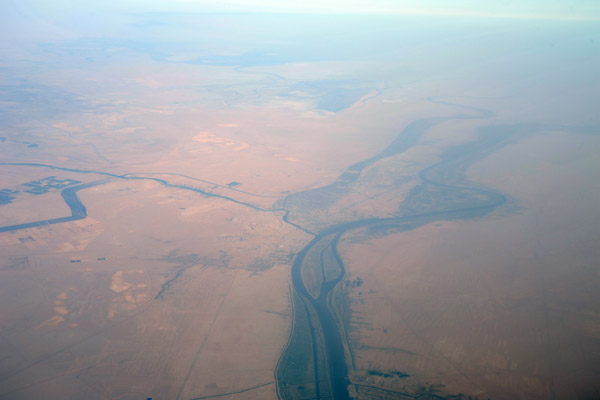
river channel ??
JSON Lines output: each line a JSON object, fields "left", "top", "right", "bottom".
{"left": 274, "top": 103, "right": 542, "bottom": 399}
{"left": 0, "top": 101, "right": 547, "bottom": 399}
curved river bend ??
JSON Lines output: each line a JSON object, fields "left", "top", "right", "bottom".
{"left": 275, "top": 105, "right": 547, "bottom": 399}
{"left": 0, "top": 101, "right": 555, "bottom": 400}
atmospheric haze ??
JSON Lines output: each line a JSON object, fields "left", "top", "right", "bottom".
{"left": 0, "top": 2, "right": 599, "bottom": 400}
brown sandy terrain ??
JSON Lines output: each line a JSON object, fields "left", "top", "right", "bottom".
{"left": 0, "top": 180, "right": 304, "bottom": 398}
{"left": 1, "top": 74, "right": 423, "bottom": 399}
{"left": 1, "top": 12, "right": 598, "bottom": 400}
{"left": 340, "top": 130, "right": 600, "bottom": 399}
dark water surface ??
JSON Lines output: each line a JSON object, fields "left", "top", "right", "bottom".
{"left": 275, "top": 105, "right": 559, "bottom": 399}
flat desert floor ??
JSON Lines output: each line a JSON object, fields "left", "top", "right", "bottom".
{"left": 1, "top": 11, "right": 599, "bottom": 400}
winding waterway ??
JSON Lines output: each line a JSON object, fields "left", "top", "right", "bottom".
{"left": 274, "top": 103, "right": 546, "bottom": 399}
{"left": 0, "top": 100, "right": 557, "bottom": 399}
{"left": 0, "top": 180, "right": 106, "bottom": 233}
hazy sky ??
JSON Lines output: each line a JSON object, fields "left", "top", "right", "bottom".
{"left": 8, "top": 0, "right": 600, "bottom": 20}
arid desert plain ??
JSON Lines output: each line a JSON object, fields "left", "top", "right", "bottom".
{"left": 1, "top": 8, "right": 599, "bottom": 400}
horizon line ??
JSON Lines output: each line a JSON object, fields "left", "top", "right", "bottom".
{"left": 127, "top": 9, "right": 600, "bottom": 22}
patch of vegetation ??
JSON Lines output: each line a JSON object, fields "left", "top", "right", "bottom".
{"left": 366, "top": 369, "right": 410, "bottom": 379}
{"left": 390, "top": 369, "right": 410, "bottom": 378}
{"left": 0, "top": 188, "right": 19, "bottom": 204}
{"left": 22, "top": 176, "right": 80, "bottom": 195}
